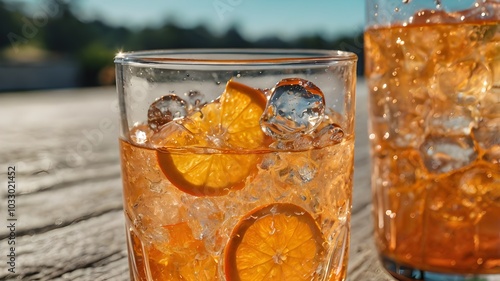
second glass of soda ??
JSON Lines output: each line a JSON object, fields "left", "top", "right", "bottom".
{"left": 365, "top": 0, "right": 500, "bottom": 280}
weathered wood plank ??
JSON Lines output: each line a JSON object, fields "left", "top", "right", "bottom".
{"left": 0, "top": 87, "right": 120, "bottom": 193}
{"left": 52, "top": 253, "right": 130, "bottom": 281}
{"left": 0, "top": 211, "right": 127, "bottom": 281}
{"left": 0, "top": 176, "right": 123, "bottom": 238}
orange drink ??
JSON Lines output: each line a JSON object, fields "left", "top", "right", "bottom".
{"left": 115, "top": 50, "right": 357, "bottom": 281}
{"left": 365, "top": 1, "right": 500, "bottom": 279}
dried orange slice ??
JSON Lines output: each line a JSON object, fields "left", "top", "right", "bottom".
{"left": 157, "top": 80, "right": 268, "bottom": 196}
{"left": 224, "top": 203, "right": 325, "bottom": 281}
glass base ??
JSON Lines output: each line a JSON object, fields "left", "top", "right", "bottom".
{"left": 381, "top": 256, "right": 500, "bottom": 281}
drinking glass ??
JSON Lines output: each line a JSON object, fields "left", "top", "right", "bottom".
{"left": 115, "top": 49, "right": 357, "bottom": 281}
{"left": 365, "top": 0, "right": 500, "bottom": 280}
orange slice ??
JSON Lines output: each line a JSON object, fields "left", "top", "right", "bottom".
{"left": 157, "top": 80, "right": 269, "bottom": 196}
{"left": 224, "top": 203, "right": 325, "bottom": 281}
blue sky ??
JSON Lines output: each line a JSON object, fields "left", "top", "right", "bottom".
{"left": 5, "top": 0, "right": 366, "bottom": 41}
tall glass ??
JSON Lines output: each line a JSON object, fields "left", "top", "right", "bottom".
{"left": 115, "top": 49, "right": 357, "bottom": 281}
{"left": 365, "top": 0, "right": 500, "bottom": 280}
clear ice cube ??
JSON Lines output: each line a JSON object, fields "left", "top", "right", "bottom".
{"left": 459, "top": 0, "right": 500, "bottom": 21}
{"left": 419, "top": 134, "right": 478, "bottom": 174}
{"left": 150, "top": 121, "right": 196, "bottom": 148}
{"left": 426, "top": 104, "right": 476, "bottom": 135}
{"left": 132, "top": 193, "right": 184, "bottom": 243}
{"left": 474, "top": 103, "right": 500, "bottom": 163}
{"left": 268, "top": 120, "right": 344, "bottom": 151}
{"left": 427, "top": 173, "right": 483, "bottom": 225}
{"left": 148, "top": 94, "right": 188, "bottom": 131}
{"left": 260, "top": 78, "right": 325, "bottom": 140}
{"left": 370, "top": 72, "right": 429, "bottom": 148}
{"left": 408, "top": 9, "right": 458, "bottom": 25}
{"left": 246, "top": 154, "right": 294, "bottom": 203}
{"left": 314, "top": 123, "right": 345, "bottom": 148}
{"left": 459, "top": 165, "right": 500, "bottom": 208}
{"left": 434, "top": 60, "right": 491, "bottom": 105}
{"left": 185, "top": 197, "right": 224, "bottom": 249}
{"left": 403, "top": 29, "right": 441, "bottom": 77}
{"left": 183, "top": 90, "right": 207, "bottom": 113}
{"left": 130, "top": 124, "right": 154, "bottom": 145}
{"left": 277, "top": 153, "right": 319, "bottom": 186}
{"left": 392, "top": 149, "right": 426, "bottom": 187}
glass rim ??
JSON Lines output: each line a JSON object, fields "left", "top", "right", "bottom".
{"left": 114, "top": 48, "right": 357, "bottom": 66}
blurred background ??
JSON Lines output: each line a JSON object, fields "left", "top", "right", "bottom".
{"left": 0, "top": 0, "right": 365, "bottom": 92}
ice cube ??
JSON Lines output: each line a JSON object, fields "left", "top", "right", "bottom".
{"left": 473, "top": 103, "right": 500, "bottom": 163}
{"left": 183, "top": 90, "right": 207, "bottom": 113}
{"left": 185, "top": 197, "right": 224, "bottom": 250}
{"left": 370, "top": 73, "right": 430, "bottom": 148}
{"left": 370, "top": 113, "right": 427, "bottom": 149}
{"left": 130, "top": 123, "right": 154, "bottom": 145}
{"left": 458, "top": 0, "right": 500, "bottom": 21}
{"left": 313, "top": 123, "right": 345, "bottom": 148}
{"left": 267, "top": 121, "right": 344, "bottom": 151}
{"left": 426, "top": 104, "right": 476, "bottom": 135}
{"left": 403, "top": 29, "right": 441, "bottom": 77}
{"left": 260, "top": 78, "right": 325, "bottom": 140}
{"left": 277, "top": 153, "right": 319, "bottom": 185}
{"left": 247, "top": 154, "right": 293, "bottom": 202}
{"left": 435, "top": 60, "right": 491, "bottom": 105}
{"left": 132, "top": 193, "right": 185, "bottom": 243}
{"left": 150, "top": 121, "right": 196, "bottom": 148}
{"left": 297, "top": 159, "right": 318, "bottom": 183}
{"left": 392, "top": 149, "right": 426, "bottom": 187}
{"left": 427, "top": 172, "right": 483, "bottom": 225}
{"left": 459, "top": 165, "right": 500, "bottom": 208}
{"left": 148, "top": 94, "right": 188, "bottom": 131}
{"left": 408, "top": 9, "right": 458, "bottom": 25}
{"left": 392, "top": 112, "right": 427, "bottom": 148}
{"left": 419, "top": 134, "right": 478, "bottom": 174}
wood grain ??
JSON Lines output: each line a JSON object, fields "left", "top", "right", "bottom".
{"left": 0, "top": 82, "right": 394, "bottom": 280}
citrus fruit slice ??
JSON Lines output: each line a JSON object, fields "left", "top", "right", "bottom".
{"left": 157, "top": 80, "right": 268, "bottom": 196}
{"left": 224, "top": 203, "right": 325, "bottom": 281}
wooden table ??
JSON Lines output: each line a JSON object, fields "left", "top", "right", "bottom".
{"left": 0, "top": 80, "right": 395, "bottom": 280}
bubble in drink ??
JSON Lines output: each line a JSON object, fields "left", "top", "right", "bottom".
{"left": 420, "top": 134, "right": 478, "bottom": 174}
{"left": 148, "top": 94, "right": 188, "bottom": 131}
{"left": 260, "top": 78, "right": 325, "bottom": 140}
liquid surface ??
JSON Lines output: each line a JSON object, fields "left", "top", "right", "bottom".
{"left": 365, "top": 19, "right": 500, "bottom": 274}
